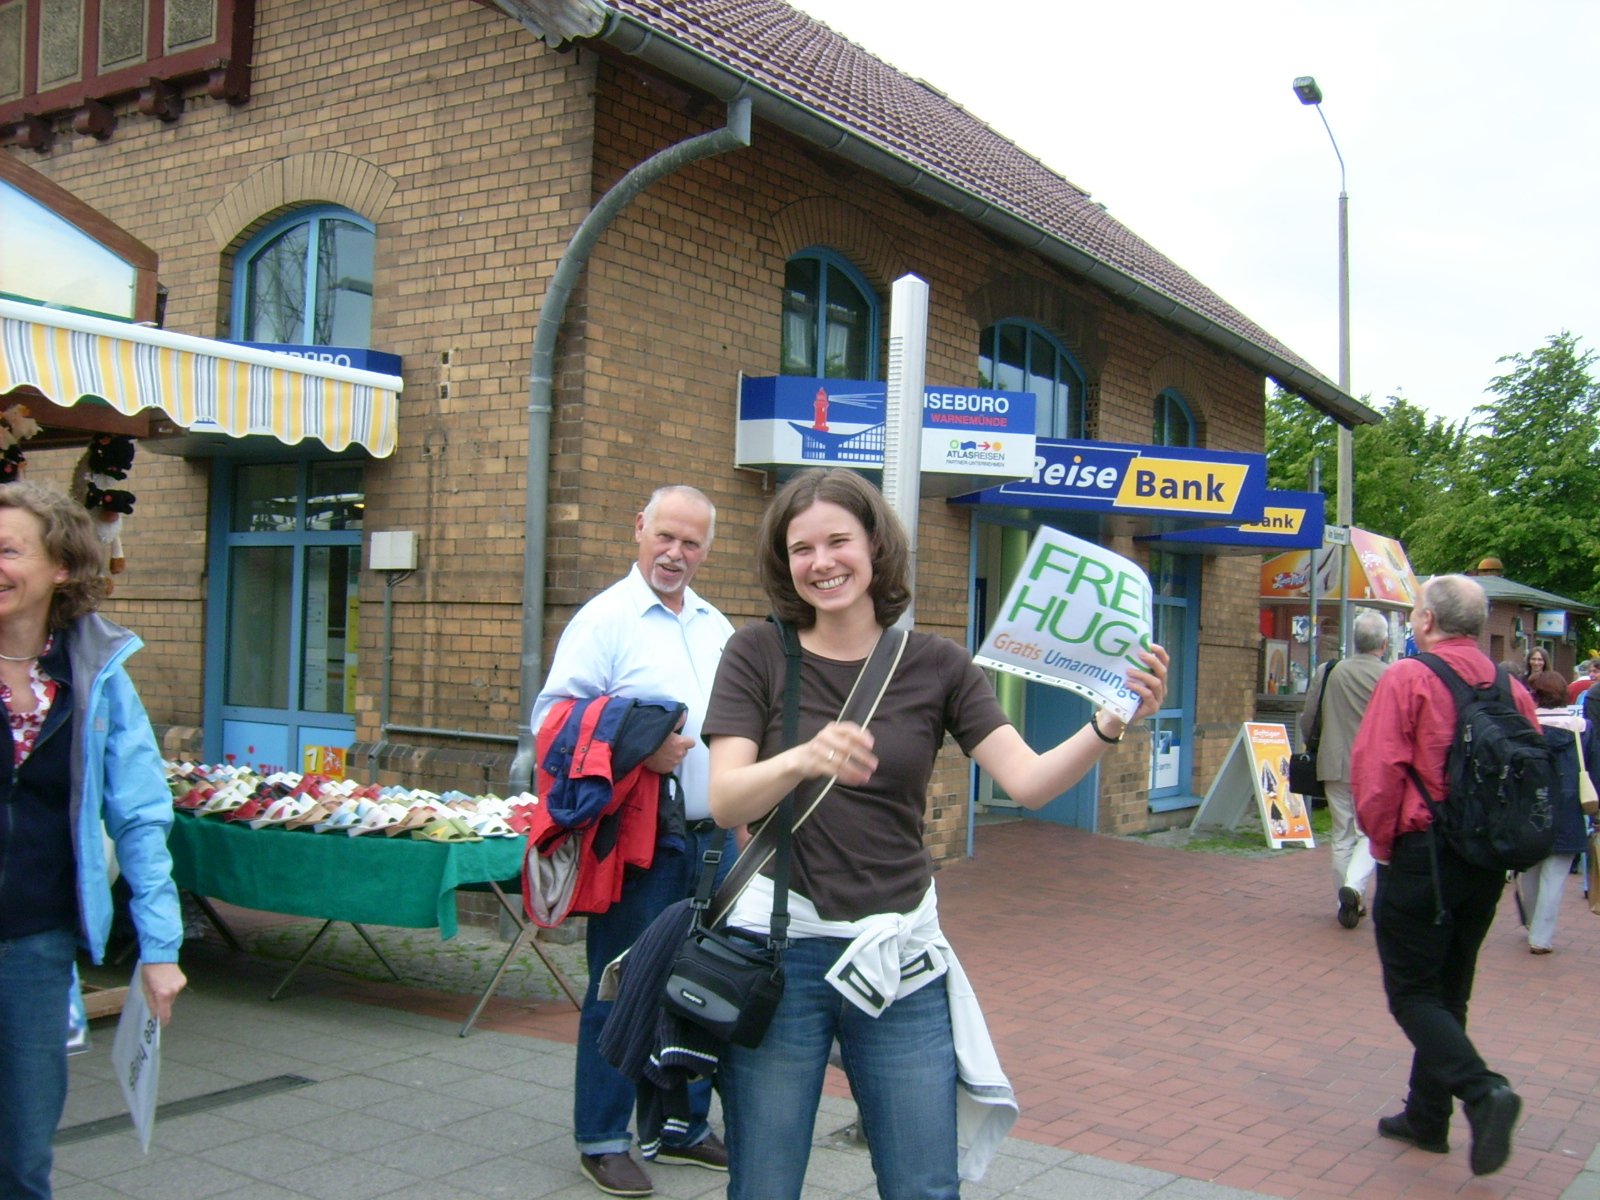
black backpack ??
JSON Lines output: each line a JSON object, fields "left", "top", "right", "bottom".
{"left": 1406, "top": 653, "right": 1558, "bottom": 874}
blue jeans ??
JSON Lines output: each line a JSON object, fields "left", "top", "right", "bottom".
{"left": 574, "top": 829, "right": 729, "bottom": 1155}
{"left": 0, "top": 926, "right": 78, "bottom": 1200}
{"left": 719, "top": 936, "right": 959, "bottom": 1200}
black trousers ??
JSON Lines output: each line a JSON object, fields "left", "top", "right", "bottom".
{"left": 1372, "top": 832, "right": 1509, "bottom": 1134}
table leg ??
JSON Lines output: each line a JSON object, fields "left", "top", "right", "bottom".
{"left": 349, "top": 923, "right": 404, "bottom": 981}
{"left": 455, "top": 882, "right": 582, "bottom": 1036}
{"left": 188, "top": 893, "right": 246, "bottom": 954}
{"left": 269, "top": 919, "right": 337, "bottom": 1001}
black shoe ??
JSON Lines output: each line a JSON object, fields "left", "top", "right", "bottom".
{"left": 1337, "top": 886, "right": 1364, "bottom": 929}
{"left": 1377, "top": 1112, "right": 1449, "bottom": 1154}
{"left": 579, "top": 1152, "right": 653, "bottom": 1197}
{"left": 1466, "top": 1085, "right": 1521, "bottom": 1176}
{"left": 653, "top": 1132, "right": 728, "bottom": 1171}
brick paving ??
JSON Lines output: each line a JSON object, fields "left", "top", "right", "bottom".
{"left": 930, "top": 821, "right": 1600, "bottom": 1199}
{"left": 124, "top": 821, "right": 1600, "bottom": 1198}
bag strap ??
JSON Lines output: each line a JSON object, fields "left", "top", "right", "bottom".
{"left": 1305, "top": 658, "right": 1337, "bottom": 749}
{"left": 706, "top": 621, "right": 908, "bottom": 929}
{"left": 1404, "top": 652, "right": 1490, "bottom": 928}
{"left": 688, "top": 618, "right": 802, "bottom": 945}
{"left": 764, "top": 617, "right": 804, "bottom": 948}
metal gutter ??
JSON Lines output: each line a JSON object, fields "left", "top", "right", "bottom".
{"left": 590, "top": 10, "right": 1378, "bottom": 428}
{"left": 507, "top": 94, "right": 754, "bottom": 793}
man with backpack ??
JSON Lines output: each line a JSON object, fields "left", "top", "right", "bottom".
{"left": 1352, "top": 575, "right": 1539, "bottom": 1177}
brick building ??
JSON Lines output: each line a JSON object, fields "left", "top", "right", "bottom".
{"left": 0, "top": 0, "right": 1374, "bottom": 856}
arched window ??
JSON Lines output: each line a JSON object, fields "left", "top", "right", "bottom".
{"left": 781, "top": 248, "right": 878, "bottom": 379}
{"left": 1153, "top": 388, "right": 1196, "bottom": 447}
{"left": 978, "top": 320, "right": 1084, "bottom": 438}
{"left": 232, "top": 207, "right": 374, "bottom": 347}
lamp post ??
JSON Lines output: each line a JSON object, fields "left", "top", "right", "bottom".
{"left": 1294, "top": 74, "right": 1353, "bottom": 658}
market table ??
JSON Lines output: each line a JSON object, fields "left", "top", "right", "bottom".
{"left": 167, "top": 813, "right": 580, "bottom": 1033}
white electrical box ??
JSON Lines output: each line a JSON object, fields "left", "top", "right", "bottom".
{"left": 369, "top": 531, "right": 418, "bottom": 571}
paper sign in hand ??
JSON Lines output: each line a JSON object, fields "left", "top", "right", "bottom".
{"left": 975, "top": 526, "right": 1154, "bottom": 722}
{"left": 111, "top": 963, "right": 160, "bottom": 1153}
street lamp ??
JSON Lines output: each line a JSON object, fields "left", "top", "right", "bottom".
{"left": 1294, "top": 74, "right": 1353, "bottom": 658}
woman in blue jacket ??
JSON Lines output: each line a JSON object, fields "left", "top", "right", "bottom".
{"left": 0, "top": 481, "right": 186, "bottom": 1199}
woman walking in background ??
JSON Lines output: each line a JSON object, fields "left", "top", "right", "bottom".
{"left": 1519, "top": 671, "right": 1591, "bottom": 954}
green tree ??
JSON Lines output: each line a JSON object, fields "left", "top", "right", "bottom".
{"left": 1350, "top": 397, "right": 1469, "bottom": 548}
{"left": 1405, "top": 333, "right": 1600, "bottom": 608}
{"left": 1264, "top": 389, "right": 1466, "bottom": 544}
{"left": 1264, "top": 387, "right": 1335, "bottom": 501}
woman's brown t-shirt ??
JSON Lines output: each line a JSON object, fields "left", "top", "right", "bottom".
{"left": 703, "top": 621, "right": 1009, "bottom": 921}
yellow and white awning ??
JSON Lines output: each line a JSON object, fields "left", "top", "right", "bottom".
{"left": 0, "top": 298, "right": 400, "bottom": 457}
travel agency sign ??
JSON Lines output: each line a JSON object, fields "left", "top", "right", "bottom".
{"left": 735, "top": 376, "right": 1036, "bottom": 493}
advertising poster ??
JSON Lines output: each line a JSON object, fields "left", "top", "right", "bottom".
{"left": 1245, "top": 722, "right": 1314, "bottom": 848}
{"left": 974, "top": 526, "right": 1153, "bottom": 722}
{"left": 1193, "top": 723, "right": 1316, "bottom": 849}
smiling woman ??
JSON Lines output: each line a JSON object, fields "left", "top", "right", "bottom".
{"left": 0, "top": 482, "right": 186, "bottom": 1199}
{"left": 702, "top": 468, "right": 1168, "bottom": 1197}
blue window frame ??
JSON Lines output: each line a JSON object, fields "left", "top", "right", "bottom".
{"left": 781, "top": 247, "right": 879, "bottom": 379}
{"left": 1147, "top": 550, "right": 1200, "bottom": 807}
{"left": 231, "top": 206, "right": 375, "bottom": 347}
{"left": 203, "top": 459, "right": 365, "bottom": 772}
{"left": 978, "top": 320, "right": 1084, "bottom": 438}
{"left": 1154, "top": 388, "right": 1196, "bottom": 447}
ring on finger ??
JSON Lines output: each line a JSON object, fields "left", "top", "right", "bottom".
{"left": 825, "top": 749, "right": 837, "bottom": 764}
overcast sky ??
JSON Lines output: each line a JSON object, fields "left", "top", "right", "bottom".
{"left": 788, "top": 0, "right": 1598, "bottom": 428}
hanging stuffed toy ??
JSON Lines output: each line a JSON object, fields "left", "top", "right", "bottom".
{"left": 71, "top": 434, "right": 137, "bottom": 577}
{"left": 0, "top": 404, "right": 41, "bottom": 481}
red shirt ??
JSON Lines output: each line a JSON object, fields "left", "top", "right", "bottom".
{"left": 1352, "top": 636, "right": 1540, "bottom": 864}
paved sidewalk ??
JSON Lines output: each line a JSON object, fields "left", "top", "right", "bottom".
{"left": 57, "top": 820, "right": 1600, "bottom": 1198}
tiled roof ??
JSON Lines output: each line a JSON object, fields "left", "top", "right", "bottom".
{"left": 604, "top": 0, "right": 1334, "bottom": 395}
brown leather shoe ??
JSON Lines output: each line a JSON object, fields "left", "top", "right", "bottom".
{"left": 579, "top": 1152, "right": 653, "bottom": 1197}
{"left": 654, "top": 1131, "right": 729, "bottom": 1171}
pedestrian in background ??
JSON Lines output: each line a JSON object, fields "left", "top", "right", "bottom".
{"left": 1353, "top": 575, "right": 1528, "bottom": 1176}
{"left": 1520, "top": 670, "right": 1590, "bottom": 954}
{"left": 1300, "top": 607, "right": 1388, "bottom": 929}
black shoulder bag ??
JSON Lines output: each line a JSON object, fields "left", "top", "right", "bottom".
{"left": 1289, "top": 659, "right": 1336, "bottom": 799}
{"left": 660, "top": 618, "right": 906, "bottom": 1048}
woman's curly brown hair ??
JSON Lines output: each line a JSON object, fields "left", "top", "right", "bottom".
{"left": 755, "top": 469, "right": 911, "bottom": 629}
{"left": 0, "top": 482, "right": 109, "bottom": 630}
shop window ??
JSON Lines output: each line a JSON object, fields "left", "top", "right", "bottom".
{"left": 1153, "top": 388, "right": 1196, "bottom": 447}
{"left": 206, "top": 459, "right": 363, "bottom": 770}
{"left": 978, "top": 320, "right": 1084, "bottom": 438}
{"left": 232, "top": 207, "right": 374, "bottom": 348}
{"left": 781, "top": 248, "right": 878, "bottom": 379}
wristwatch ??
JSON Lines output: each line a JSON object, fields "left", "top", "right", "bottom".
{"left": 1090, "top": 711, "right": 1125, "bottom": 744}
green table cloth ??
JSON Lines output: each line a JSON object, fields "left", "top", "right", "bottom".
{"left": 168, "top": 813, "right": 526, "bottom": 938}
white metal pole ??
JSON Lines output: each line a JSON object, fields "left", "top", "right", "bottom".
{"left": 881, "top": 274, "right": 929, "bottom": 630}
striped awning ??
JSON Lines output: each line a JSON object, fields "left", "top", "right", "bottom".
{"left": 0, "top": 298, "right": 400, "bottom": 457}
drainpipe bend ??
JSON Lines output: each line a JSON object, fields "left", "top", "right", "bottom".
{"left": 509, "top": 94, "right": 753, "bottom": 792}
